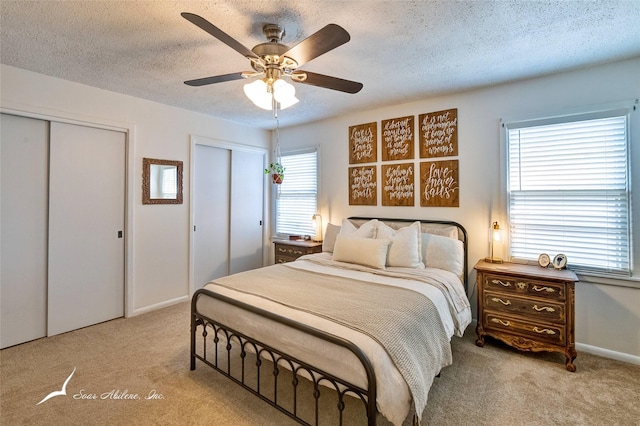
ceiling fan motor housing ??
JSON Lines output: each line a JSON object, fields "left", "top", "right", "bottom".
{"left": 251, "top": 24, "right": 298, "bottom": 74}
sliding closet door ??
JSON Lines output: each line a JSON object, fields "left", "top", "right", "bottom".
{"left": 229, "top": 149, "right": 264, "bottom": 274}
{"left": 47, "top": 122, "right": 125, "bottom": 336}
{"left": 0, "top": 114, "right": 49, "bottom": 348}
{"left": 194, "top": 144, "right": 230, "bottom": 287}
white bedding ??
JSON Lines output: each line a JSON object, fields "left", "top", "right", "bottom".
{"left": 196, "top": 252, "right": 471, "bottom": 425}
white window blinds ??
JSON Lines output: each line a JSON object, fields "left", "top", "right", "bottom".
{"left": 507, "top": 111, "right": 630, "bottom": 275}
{"left": 275, "top": 149, "right": 318, "bottom": 236}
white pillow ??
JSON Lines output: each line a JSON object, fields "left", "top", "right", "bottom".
{"left": 332, "top": 235, "right": 390, "bottom": 269}
{"left": 322, "top": 223, "right": 341, "bottom": 252}
{"left": 422, "top": 233, "right": 464, "bottom": 277}
{"left": 376, "top": 221, "right": 424, "bottom": 268}
{"left": 339, "top": 218, "right": 378, "bottom": 238}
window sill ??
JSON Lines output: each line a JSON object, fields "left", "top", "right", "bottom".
{"left": 574, "top": 272, "right": 640, "bottom": 290}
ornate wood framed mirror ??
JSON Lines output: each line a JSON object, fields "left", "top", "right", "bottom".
{"left": 142, "top": 158, "right": 183, "bottom": 204}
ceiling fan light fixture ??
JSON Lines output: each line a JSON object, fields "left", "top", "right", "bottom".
{"left": 244, "top": 78, "right": 298, "bottom": 110}
{"left": 273, "top": 79, "right": 299, "bottom": 109}
{"left": 243, "top": 79, "right": 272, "bottom": 110}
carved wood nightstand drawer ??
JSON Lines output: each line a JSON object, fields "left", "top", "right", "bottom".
{"left": 484, "top": 313, "right": 566, "bottom": 345}
{"left": 483, "top": 273, "right": 566, "bottom": 301}
{"left": 273, "top": 241, "right": 323, "bottom": 264}
{"left": 475, "top": 260, "right": 578, "bottom": 371}
{"left": 483, "top": 291, "right": 565, "bottom": 323}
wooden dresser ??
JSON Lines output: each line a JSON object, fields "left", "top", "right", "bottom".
{"left": 474, "top": 260, "right": 579, "bottom": 371}
{"left": 274, "top": 240, "right": 323, "bottom": 264}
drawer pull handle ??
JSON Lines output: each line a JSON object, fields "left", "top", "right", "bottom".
{"left": 277, "top": 247, "right": 287, "bottom": 253}
{"left": 492, "top": 279, "right": 512, "bottom": 287}
{"left": 491, "top": 297, "right": 511, "bottom": 306}
{"left": 533, "top": 327, "right": 556, "bottom": 335}
{"left": 532, "top": 304, "right": 556, "bottom": 313}
{"left": 292, "top": 249, "right": 303, "bottom": 255}
{"left": 491, "top": 318, "right": 511, "bottom": 327}
{"left": 532, "top": 285, "right": 556, "bottom": 293}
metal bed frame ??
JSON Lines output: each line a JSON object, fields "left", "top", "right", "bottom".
{"left": 190, "top": 217, "right": 468, "bottom": 425}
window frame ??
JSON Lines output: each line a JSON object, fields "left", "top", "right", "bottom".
{"left": 501, "top": 103, "right": 634, "bottom": 278}
{"left": 274, "top": 146, "right": 320, "bottom": 238}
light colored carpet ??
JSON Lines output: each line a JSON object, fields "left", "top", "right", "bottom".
{"left": 1, "top": 301, "right": 639, "bottom": 425}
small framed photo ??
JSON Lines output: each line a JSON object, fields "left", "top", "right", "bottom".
{"left": 553, "top": 254, "right": 567, "bottom": 270}
{"left": 538, "top": 253, "right": 550, "bottom": 268}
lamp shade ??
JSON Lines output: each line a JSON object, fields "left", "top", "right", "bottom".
{"left": 243, "top": 79, "right": 272, "bottom": 110}
{"left": 273, "top": 79, "right": 299, "bottom": 109}
{"left": 485, "top": 221, "right": 504, "bottom": 263}
{"left": 312, "top": 214, "right": 323, "bottom": 242}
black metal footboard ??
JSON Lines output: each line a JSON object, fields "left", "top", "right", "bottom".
{"left": 191, "top": 288, "right": 378, "bottom": 425}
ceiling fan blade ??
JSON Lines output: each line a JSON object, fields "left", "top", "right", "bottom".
{"left": 294, "top": 71, "right": 363, "bottom": 94}
{"left": 184, "top": 72, "right": 246, "bottom": 86}
{"left": 181, "top": 12, "right": 258, "bottom": 59}
{"left": 282, "top": 24, "right": 350, "bottom": 66}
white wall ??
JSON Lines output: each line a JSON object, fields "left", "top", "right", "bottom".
{"left": 0, "top": 64, "right": 270, "bottom": 315}
{"left": 277, "top": 57, "right": 640, "bottom": 361}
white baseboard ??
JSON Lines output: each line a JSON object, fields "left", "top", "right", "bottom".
{"left": 130, "top": 295, "right": 189, "bottom": 317}
{"left": 575, "top": 342, "right": 640, "bottom": 365}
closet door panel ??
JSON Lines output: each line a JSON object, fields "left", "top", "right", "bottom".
{"left": 47, "top": 122, "right": 125, "bottom": 336}
{"left": 229, "top": 149, "right": 264, "bottom": 274}
{"left": 194, "top": 144, "right": 230, "bottom": 287}
{"left": 0, "top": 114, "right": 48, "bottom": 348}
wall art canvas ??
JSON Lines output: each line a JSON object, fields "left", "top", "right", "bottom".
{"left": 349, "top": 165, "right": 377, "bottom": 205}
{"left": 419, "top": 108, "right": 458, "bottom": 158}
{"left": 381, "top": 115, "right": 414, "bottom": 161}
{"left": 420, "top": 159, "right": 459, "bottom": 207}
{"left": 349, "top": 122, "right": 377, "bottom": 164}
{"left": 382, "top": 163, "right": 415, "bottom": 206}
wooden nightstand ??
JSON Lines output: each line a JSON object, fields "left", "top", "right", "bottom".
{"left": 274, "top": 240, "right": 323, "bottom": 264}
{"left": 474, "top": 260, "right": 579, "bottom": 371}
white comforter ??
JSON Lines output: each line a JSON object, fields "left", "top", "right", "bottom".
{"left": 196, "top": 253, "right": 471, "bottom": 425}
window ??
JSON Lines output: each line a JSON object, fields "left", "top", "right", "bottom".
{"left": 506, "top": 109, "right": 631, "bottom": 275}
{"left": 275, "top": 149, "right": 318, "bottom": 236}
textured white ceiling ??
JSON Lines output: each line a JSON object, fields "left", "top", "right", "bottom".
{"left": 1, "top": 1, "right": 639, "bottom": 129}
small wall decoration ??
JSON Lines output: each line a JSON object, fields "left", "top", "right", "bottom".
{"left": 420, "top": 159, "right": 459, "bottom": 207}
{"left": 142, "top": 158, "right": 183, "bottom": 205}
{"left": 419, "top": 108, "right": 458, "bottom": 158}
{"left": 349, "top": 165, "right": 377, "bottom": 205}
{"left": 381, "top": 115, "right": 414, "bottom": 161}
{"left": 348, "top": 122, "right": 377, "bottom": 164}
{"left": 382, "top": 163, "right": 415, "bottom": 206}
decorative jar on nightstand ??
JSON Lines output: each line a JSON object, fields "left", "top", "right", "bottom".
{"left": 474, "top": 260, "right": 579, "bottom": 371}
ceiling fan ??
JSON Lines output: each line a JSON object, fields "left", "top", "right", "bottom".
{"left": 181, "top": 12, "right": 363, "bottom": 108}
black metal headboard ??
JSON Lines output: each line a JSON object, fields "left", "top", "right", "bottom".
{"left": 347, "top": 217, "right": 469, "bottom": 293}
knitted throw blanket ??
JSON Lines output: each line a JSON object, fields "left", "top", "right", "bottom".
{"left": 209, "top": 263, "right": 451, "bottom": 420}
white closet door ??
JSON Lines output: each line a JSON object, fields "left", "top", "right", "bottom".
{"left": 0, "top": 114, "right": 49, "bottom": 348}
{"left": 229, "top": 149, "right": 264, "bottom": 274}
{"left": 194, "top": 144, "right": 230, "bottom": 288}
{"left": 47, "top": 122, "right": 125, "bottom": 336}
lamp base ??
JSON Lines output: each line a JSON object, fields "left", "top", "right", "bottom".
{"left": 485, "top": 256, "right": 503, "bottom": 264}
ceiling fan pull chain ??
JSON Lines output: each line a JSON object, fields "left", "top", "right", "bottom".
{"left": 274, "top": 112, "right": 281, "bottom": 164}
